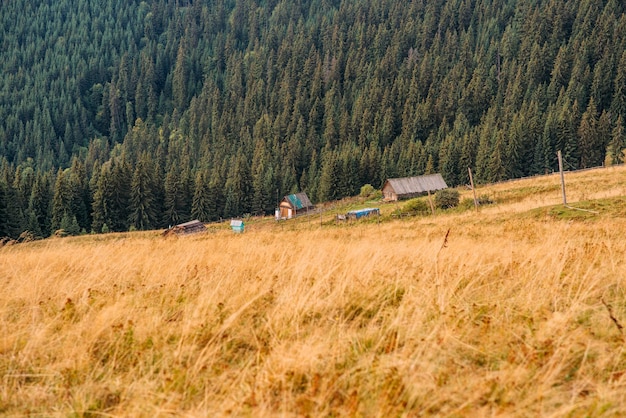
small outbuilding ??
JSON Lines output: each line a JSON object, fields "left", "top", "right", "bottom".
{"left": 162, "top": 219, "right": 207, "bottom": 237}
{"left": 279, "top": 192, "right": 314, "bottom": 219}
{"left": 346, "top": 208, "right": 380, "bottom": 220}
{"left": 382, "top": 174, "right": 448, "bottom": 201}
{"left": 230, "top": 219, "right": 244, "bottom": 233}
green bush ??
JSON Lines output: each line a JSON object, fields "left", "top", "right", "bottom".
{"left": 403, "top": 198, "right": 431, "bottom": 215}
{"left": 460, "top": 198, "right": 476, "bottom": 210}
{"left": 460, "top": 194, "right": 494, "bottom": 210}
{"left": 360, "top": 184, "right": 382, "bottom": 200}
{"left": 434, "top": 189, "right": 460, "bottom": 209}
{"left": 360, "top": 184, "right": 375, "bottom": 197}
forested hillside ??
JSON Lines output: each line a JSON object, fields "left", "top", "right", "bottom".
{"left": 1, "top": 0, "right": 626, "bottom": 238}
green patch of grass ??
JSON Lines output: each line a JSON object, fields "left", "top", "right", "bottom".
{"left": 523, "top": 196, "right": 626, "bottom": 221}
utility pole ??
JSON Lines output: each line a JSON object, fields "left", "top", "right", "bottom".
{"left": 557, "top": 150, "right": 567, "bottom": 205}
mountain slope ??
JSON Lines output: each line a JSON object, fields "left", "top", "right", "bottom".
{"left": 1, "top": 0, "right": 625, "bottom": 236}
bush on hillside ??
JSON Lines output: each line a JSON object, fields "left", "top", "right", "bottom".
{"left": 403, "top": 198, "right": 431, "bottom": 215}
{"left": 460, "top": 194, "right": 494, "bottom": 210}
{"left": 360, "top": 184, "right": 382, "bottom": 200}
{"left": 435, "top": 189, "right": 460, "bottom": 209}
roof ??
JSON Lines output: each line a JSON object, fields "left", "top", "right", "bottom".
{"left": 384, "top": 174, "right": 448, "bottom": 195}
{"left": 283, "top": 192, "right": 314, "bottom": 210}
{"left": 346, "top": 208, "right": 380, "bottom": 216}
{"left": 346, "top": 208, "right": 380, "bottom": 219}
{"left": 162, "top": 219, "right": 207, "bottom": 236}
{"left": 230, "top": 219, "right": 244, "bottom": 233}
{"left": 177, "top": 220, "right": 206, "bottom": 229}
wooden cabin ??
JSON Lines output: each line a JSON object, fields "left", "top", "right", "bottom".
{"left": 279, "top": 192, "right": 314, "bottom": 219}
{"left": 382, "top": 174, "right": 448, "bottom": 201}
{"left": 162, "top": 219, "right": 207, "bottom": 237}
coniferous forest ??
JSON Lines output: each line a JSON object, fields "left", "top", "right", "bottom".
{"left": 1, "top": 0, "right": 626, "bottom": 238}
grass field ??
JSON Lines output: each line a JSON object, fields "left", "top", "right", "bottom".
{"left": 2, "top": 166, "right": 626, "bottom": 416}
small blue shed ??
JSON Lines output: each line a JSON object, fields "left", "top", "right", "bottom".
{"left": 230, "top": 219, "right": 244, "bottom": 233}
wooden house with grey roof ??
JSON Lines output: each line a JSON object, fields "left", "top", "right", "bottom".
{"left": 279, "top": 192, "right": 314, "bottom": 219}
{"left": 382, "top": 174, "right": 448, "bottom": 201}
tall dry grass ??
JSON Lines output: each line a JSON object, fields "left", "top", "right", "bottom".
{"left": 2, "top": 166, "right": 626, "bottom": 416}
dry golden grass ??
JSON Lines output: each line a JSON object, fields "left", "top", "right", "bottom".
{"left": 2, "top": 166, "right": 626, "bottom": 417}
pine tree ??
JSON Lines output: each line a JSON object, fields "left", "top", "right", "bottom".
{"left": 0, "top": 179, "right": 24, "bottom": 238}
{"left": 474, "top": 128, "right": 492, "bottom": 183}
{"left": 60, "top": 213, "right": 81, "bottom": 236}
{"left": 191, "top": 169, "right": 213, "bottom": 222}
{"left": 172, "top": 41, "right": 189, "bottom": 110}
{"left": 438, "top": 135, "right": 459, "bottom": 187}
{"left": 455, "top": 133, "right": 473, "bottom": 185}
{"left": 129, "top": 155, "right": 157, "bottom": 230}
{"left": 163, "top": 168, "right": 184, "bottom": 227}
{"left": 317, "top": 149, "right": 340, "bottom": 203}
{"left": 488, "top": 131, "right": 507, "bottom": 183}
{"left": 559, "top": 100, "right": 581, "bottom": 169}
{"left": 0, "top": 181, "right": 10, "bottom": 238}
{"left": 578, "top": 99, "right": 602, "bottom": 168}
{"left": 68, "top": 158, "right": 91, "bottom": 231}
{"left": 251, "top": 147, "right": 275, "bottom": 217}
{"left": 207, "top": 177, "right": 225, "bottom": 222}
{"left": 108, "top": 157, "right": 132, "bottom": 231}
{"left": 608, "top": 116, "right": 626, "bottom": 164}
{"left": 611, "top": 51, "right": 626, "bottom": 119}
{"left": 51, "top": 169, "right": 72, "bottom": 232}
{"left": 223, "top": 154, "right": 252, "bottom": 218}
{"left": 91, "top": 158, "right": 131, "bottom": 233}
{"left": 91, "top": 164, "right": 108, "bottom": 234}
{"left": 29, "top": 172, "right": 53, "bottom": 236}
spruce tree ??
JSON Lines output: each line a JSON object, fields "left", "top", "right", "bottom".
{"left": 68, "top": 158, "right": 91, "bottom": 231}
{"left": 223, "top": 154, "right": 252, "bottom": 218}
{"left": 0, "top": 181, "right": 10, "bottom": 238}
{"left": 608, "top": 116, "right": 626, "bottom": 164}
{"left": 191, "top": 169, "right": 213, "bottom": 222}
{"left": 108, "top": 158, "right": 132, "bottom": 231}
{"left": 317, "top": 150, "right": 340, "bottom": 203}
{"left": 129, "top": 155, "right": 157, "bottom": 230}
{"left": 51, "top": 169, "right": 72, "bottom": 232}
{"left": 488, "top": 131, "right": 507, "bottom": 183}
{"left": 163, "top": 168, "right": 184, "bottom": 227}
{"left": 578, "top": 99, "right": 602, "bottom": 168}
{"left": 28, "top": 172, "right": 53, "bottom": 236}
{"left": 611, "top": 51, "right": 626, "bottom": 119}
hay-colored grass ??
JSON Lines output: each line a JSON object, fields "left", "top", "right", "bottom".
{"left": 2, "top": 166, "right": 626, "bottom": 416}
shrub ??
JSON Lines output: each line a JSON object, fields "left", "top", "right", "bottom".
{"left": 403, "top": 198, "right": 431, "bottom": 215}
{"left": 460, "top": 194, "right": 494, "bottom": 210}
{"left": 434, "top": 189, "right": 460, "bottom": 209}
{"left": 360, "top": 184, "right": 375, "bottom": 197}
{"left": 460, "top": 198, "right": 476, "bottom": 210}
{"left": 360, "top": 184, "right": 382, "bottom": 200}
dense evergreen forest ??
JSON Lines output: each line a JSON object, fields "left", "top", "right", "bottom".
{"left": 1, "top": 0, "right": 626, "bottom": 238}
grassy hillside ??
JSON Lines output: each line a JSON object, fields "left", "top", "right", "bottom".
{"left": 2, "top": 166, "right": 626, "bottom": 416}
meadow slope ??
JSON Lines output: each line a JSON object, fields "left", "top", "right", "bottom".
{"left": 2, "top": 166, "right": 626, "bottom": 416}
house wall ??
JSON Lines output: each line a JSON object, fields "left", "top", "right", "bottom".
{"left": 279, "top": 202, "right": 294, "bottom": 219}
{"left": 382, "top": 184, "right": 397, "bottom": 201}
